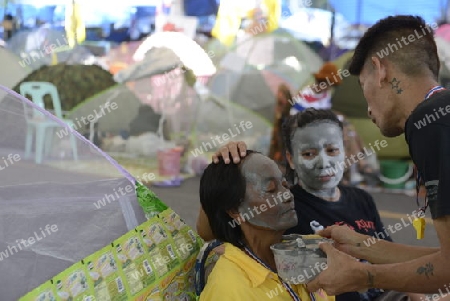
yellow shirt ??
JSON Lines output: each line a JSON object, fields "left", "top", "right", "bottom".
{"left": 200, "top": 243, "right": 334, "bottom": 301}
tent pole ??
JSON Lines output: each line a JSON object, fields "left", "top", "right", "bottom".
{"left": 329, "top": 8, "right": 335, "bottom": 61}
{"left": 73, "top": 0, "right": 78, "bottom": 46}
{"left": 357, "top": 0, "right": 362, "bottom": 27}
{"left": 446, "top": 0, "right": 450, "bottom": 23}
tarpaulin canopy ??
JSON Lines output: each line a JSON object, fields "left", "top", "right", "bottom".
{"left": 184, "top": 0, "right": 219, "bottom": 16}
{"left": 328, "top": 0, "right": 445, "bottom": 25}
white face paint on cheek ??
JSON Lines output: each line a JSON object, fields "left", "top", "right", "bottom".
{"left": 296, "top": 154, "right": 317, "bottom": 170}
{"left": 290, "top": 122, "right": 345, "bottom": 192}
{"left": 237, "top": 190, "right": 288, "bottom": 230}
{"left": 238, "top": 154, "right": 290, "bottom": 230}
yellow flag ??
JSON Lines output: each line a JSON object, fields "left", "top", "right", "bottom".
{"left": 51, "top": 51, "right": 58, "bottom": 65}
{"left": 211, "top": 1, "right": 242, "bottom": 46}
{"left": 263, "top": 0, "right": 281, "bottom": 32}
{"left": 65, "top": 0, "right": 86, "bottom": 47}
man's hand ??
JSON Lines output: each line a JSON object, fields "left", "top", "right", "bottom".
{"left": 212, "top": 141, "right": 248, "bottom": 164}
{"left": 306, "top": 242, "right": 370, "bottom": 295}
{"left": 317, "top": 225, "right": 370, "bottom": 258}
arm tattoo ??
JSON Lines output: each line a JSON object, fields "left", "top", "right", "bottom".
{"left": 416, "top": 263, "right": 434, "bottom": 279}
{"left": 389, "top": 78, "right": 403, "bottom": 94}
{"left": 367, "top": 270, "right": 375, "bottom": 288}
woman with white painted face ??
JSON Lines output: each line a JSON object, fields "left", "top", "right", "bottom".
{"left": 198, "top": 109, "right": 424, "bottom": 301}
{"left": 198, "top": 150, "right": 334, "bottom": 301}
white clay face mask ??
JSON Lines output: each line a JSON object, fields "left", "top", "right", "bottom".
{"left": 290, "top": 121, "right": 345, "bottom": 194}
{"left": 237, "top": 153, "right": 297, "bottom": 231}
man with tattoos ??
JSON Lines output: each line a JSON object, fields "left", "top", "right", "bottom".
{"left": 305, "top": 15, "right": 450, "bottom": 299}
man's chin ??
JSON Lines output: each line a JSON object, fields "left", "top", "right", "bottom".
{"left": 380, "top": 126, "right": 404, "bottom": 137}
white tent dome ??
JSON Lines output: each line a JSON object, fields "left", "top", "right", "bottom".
{"left": 0, "top": 47, "right": 32, "bottom": 88}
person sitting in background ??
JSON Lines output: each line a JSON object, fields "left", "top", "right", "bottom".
{"left": 290, "top": 62, "right": 342, "bottom": 114}
{"left": 2, "top": 14, "right": 15, "bottom": 40}
{"left": 198, "top": 150, "right": 333, "bottom": 301}
{"left": 269, "top": 83, "right": 293, "bottom": 168}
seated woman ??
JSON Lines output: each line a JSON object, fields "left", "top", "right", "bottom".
{"left": 198, "top": 109, "right": 424, "bottom": 301}
{"left": 198, "top": 150, "right": 334, "bottom": 301}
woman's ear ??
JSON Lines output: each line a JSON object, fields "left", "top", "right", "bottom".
{"left": 286, "top": 151, "right": 295, "bottom": 170}
{"left": 226, "top": 208, "right": 244, "bottom": 224}
{"left": 226, "top": 208, "right": 239, "bottom": 219}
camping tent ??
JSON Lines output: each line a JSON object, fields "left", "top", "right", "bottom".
{"left": 68, "top": 83, "right": 161, "bottom": 139}
{"left": 114, "top": 46, "right": 198, "bottom": 143}
{"left": 0, "top": 47, "right": 32, "bottom": 88}
{"left": 330, "top": 51, "right": 410, "bottom": 159}
{"left": 7, "top": 28, "right": 98, "bottom": 71}
{"left": 84, "top": 45, "right": 271, "bottom": 159}
{"left": 133, "top": 31, "right": 216, "bottom": 77}
{"left": 0, "top": 85, "right": 202, "bottom": 300}
{"left": 208, "top": 30, "right": 323, "bottom": 122}
{"left": 13, "top": 64, "right": 117, "bottom": 112}
{"left": 71, "top": 47, "right": 191, "bottom": 159}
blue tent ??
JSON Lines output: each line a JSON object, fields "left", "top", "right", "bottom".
{"left": 328, "top": 0, "right": 447, "bottom": 25}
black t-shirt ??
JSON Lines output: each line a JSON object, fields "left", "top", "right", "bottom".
{"left": 286, "top": 185, "right": 391, "bottom": 239}
{"left": 405, "top": 89, "right": 450, "bottom": 219}
{"left": 285, "top": 185, "right": 391, "bottom": 301}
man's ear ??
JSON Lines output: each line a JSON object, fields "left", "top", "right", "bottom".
{"left": 370, "top": 56, "right": 387, "bottom": 88}
{"left": 286, "top": 151, "right": 295, "bottom": 170}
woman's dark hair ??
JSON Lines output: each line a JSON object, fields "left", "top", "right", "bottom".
{"left": 281, "top": 108, "right": 343, "bottom": 185}
{"left": 199, "top": 150, "right": 257, "bottom": 247}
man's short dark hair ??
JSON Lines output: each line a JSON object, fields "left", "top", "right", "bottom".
{"left": 349, "top": 15, "right": 440, "bottom": 79}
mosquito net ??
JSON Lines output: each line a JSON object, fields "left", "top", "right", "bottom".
{"left": 0, "top": 86, "right": 147, "bottom": 300}
{"left": 192, "top": 88, "right": 272, "bottom": 156}
{"left": 96, "top": 47, "right": 201, "bottom": 159}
